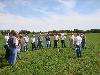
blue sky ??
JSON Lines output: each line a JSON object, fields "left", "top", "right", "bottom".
{"left": 0, "top": 0, "right": 100, "bottom": 31}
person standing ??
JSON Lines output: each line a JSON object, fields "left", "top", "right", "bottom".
{"left": 8, "top": 31, "right": 17, "bottom": 65}
{"left": 23, "top": 34, "right": 29, "bottom": 52}
{"left": 45, "top": 33, "right": 51, "bottom": 48}
{"left": 30, "top": 35, "right": 37, "bottom": 50}
{"left": 4, "top": 33, "right": 10, "bottom": 60}
{"left": 37, "top": 33, "right": 43, "bottom": 48}
{"left": 16, "top": 34, "right": 22, "bottom": 60}
{"left": 75, "top": 33, "right": 82, "bottom": 58}
{"left": 69, "top": 33, "right": 75, "bottom": 48}
{"left": 61, "top": 33, "right": 66, "bottom": 48}
{"left": 18, "top": 34, "right": 23, "bottom": 51}
{"left": 81, "top": 33, "right": 86, "bottom": 49}
{"left": 54, "top": 33, "right": 59, "bottom": 48}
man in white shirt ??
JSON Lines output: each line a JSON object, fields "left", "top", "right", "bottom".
{"left": 61, "top": 33, "right": 66, "bottom": 48}
{"left": 54, "top": 33, "right": 59, "bottom": 48}
{"left": 23, "top": 34, "right": 29, "bottom": 52}
{"left": 30, "top": 35, "right": 36, "bottom": 50}
{"left": 75, "top": 33, "right": 82, "bottom": 58}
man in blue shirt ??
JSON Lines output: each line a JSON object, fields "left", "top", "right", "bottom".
{"left": 37, "top": 33, "right": 43, "bottom": 48}
{"left": 45, "top": 33, "right": 51, "bottom": 48}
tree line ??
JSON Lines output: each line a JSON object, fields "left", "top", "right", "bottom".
{"left": 0, "top": 29, "right": 100, "bottom": 35}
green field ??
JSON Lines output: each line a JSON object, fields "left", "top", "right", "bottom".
{"left": 0, "top": 33, "right": 100, "bottom": 75}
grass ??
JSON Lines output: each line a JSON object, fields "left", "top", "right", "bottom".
{"left": 0, "top": 33, "right": 100, "bottom": 75}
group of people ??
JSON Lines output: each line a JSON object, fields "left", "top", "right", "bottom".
{"left": 69, "top": 33, "right": 86, "bottom": 57}
{"left": 4, "top": 31, "right": 22, "bottom": 65}
{"left": 4, "top": 31, "right": 86, "bottom": 65}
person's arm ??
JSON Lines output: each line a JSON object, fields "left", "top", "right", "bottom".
{"left": 13, "top": 37, "right": 16, "bottom": 47}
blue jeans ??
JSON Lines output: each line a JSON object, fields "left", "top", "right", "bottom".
{"left": 61, "top": 40, "right": 66, "bottom": 48}
{"left": 76, "top": 45, "right": 81, "bottom": 58}
{"left": 16, "top": 46, "right": 21, "bottom": 60}
{"left": 31, "top": 42, "right": 37, "bottom": 50}
{"left": 54, "top": 40, "right": 58, "bottom": 48}
{"left": 37, "top": 41, "right": 43, "bottom": 48}
{"left": 9, "top": 47, "right": 17, "bottom": 65}
{"left": 46, "top": 41, "right": 50, "bottom": 48}
{"left": 82, "top": 39, "right": 86, "bottom": 48}
{"left": 24, "top": 42, "right": 28, "bottom": 52}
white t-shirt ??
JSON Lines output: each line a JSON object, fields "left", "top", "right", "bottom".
{"left": 61, "top": 36, "right": 66, "bottom": 40}
{"left": 23, "top": 36, "right": 29, "bottom": 43}
{"left": 5, "top": 36, "right": 9, "bottom": 45}
{"left": 54, "top": 35, "right": 59, "bottom": 40}
{"left": 30, "top": 37, "right": 35, "bottom": 43}
{"left": 16, "top": 38, "right": 19, "bottom": 46}
{"left": 75, "top": 36, "right": 82, "bottom": 45}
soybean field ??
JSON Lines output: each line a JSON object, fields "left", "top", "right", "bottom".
{"left": 0, "top": 33, "right": 100, "bottom": 75}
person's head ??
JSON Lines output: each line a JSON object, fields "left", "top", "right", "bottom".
{"left": 5, "top": 33, "right": 9, "bottom": 36}
{"left": 13, "top": 31, "right": 18, "bottom": 37}
{"left": 32, "top": 35, "right": 35, "bottom": 37}
{"left": 55, "top": 33, "right": 58, "bottom": 35}
{"left": 81, "top": 33, "right": 83, "bottom": 35}
{"left": 70, "top": 33, "right": 73, "bottom": 36}
{"left": 77, "top": 33, "right": 80, "bottom": 36}
{"left": 19, "top": 34, "right": 23, "bottom": 39}
{"left": 83, "top": 33, "right": 85, "bottom": 35}
{"left": 39, "top": 32, "right": 41, "bottom": 36}
{"left": 9, "top": 30, "right": 15, "bottom": 37}
{"left": 25, "top": 33, "right": 27, "bottom": 36}
{"left": 7, "top": 33, "right": 9, "bottom": 36}
{"left": 47, "top": 33, "right": 49, "bottom": 36}
{"left": 61, "top": 33, "right": 64, "bottom": 37}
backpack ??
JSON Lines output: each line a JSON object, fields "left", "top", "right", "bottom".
{"left": 8, "top": 37, "right": 16, "bottom": 48}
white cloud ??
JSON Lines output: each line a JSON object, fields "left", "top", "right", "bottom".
{"left": 0, "top": 0, "right": 100, "bottom": 32}
{"left": 0, "top": 9, "right": 100, "bottom": 32}
{"left": 58, "top": 0, "right": 76, "bottom": 9}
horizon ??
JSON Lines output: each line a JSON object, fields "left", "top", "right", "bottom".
{"left": 0, "top": 28, "right": 100, "bottom": 33}
{"left": 0, "top": 0, "right": 100, "bottom": 32}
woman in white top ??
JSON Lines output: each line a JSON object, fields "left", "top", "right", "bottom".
{"left": 16, "top": 34, "right": 23, "bottom": 60}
